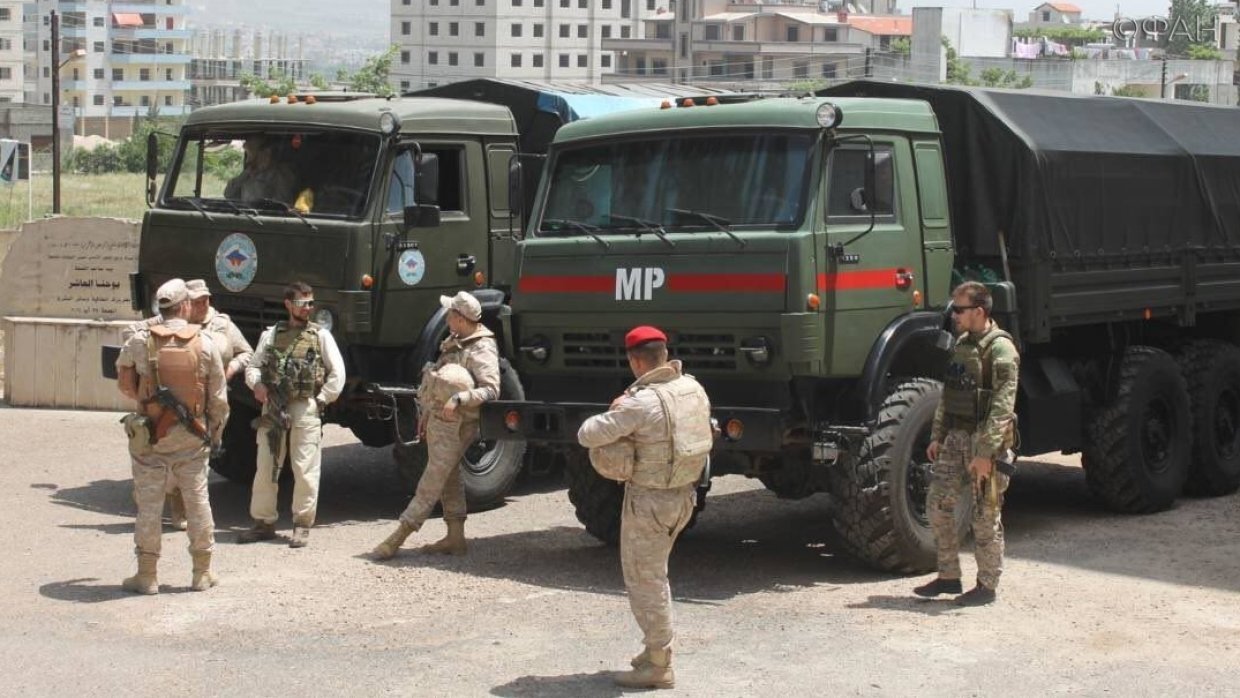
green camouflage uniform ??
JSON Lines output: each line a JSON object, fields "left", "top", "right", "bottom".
{"left": 928, "top": 320, "right": 1020, "bottom": 590}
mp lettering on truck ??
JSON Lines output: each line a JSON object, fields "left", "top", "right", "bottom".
{"left": 615, "top": 267, "right": 665, "bottom": 301}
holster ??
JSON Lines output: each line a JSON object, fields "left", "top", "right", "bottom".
{"left": 120, "top": 413, "right": 153, "bottom": 456}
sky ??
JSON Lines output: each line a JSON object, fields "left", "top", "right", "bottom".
{"left": 908, "top": 0, "right": 1175, "bottom": 21}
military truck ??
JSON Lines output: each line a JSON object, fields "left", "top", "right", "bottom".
{"left": 480, "top": 81, "right": 1240, "bottom": 572}
{"left": 115, "top": 84, "right": 717, "bottom": 508}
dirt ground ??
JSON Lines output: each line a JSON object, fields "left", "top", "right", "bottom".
{"left": 2, "top": 406, "right": 1238, "bottom": 697}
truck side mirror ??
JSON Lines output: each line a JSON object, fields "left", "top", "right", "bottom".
{"left": 415, "top": 152, "right": 439, "bottom": 207}
{"left": 507, "top": 156, "right": 523, "bottom": 217}
{"left": 145, "top": 132, "right": 159, "bottom": 206}
{"left": 404, "top": 204, "right": 441, "bottom": 229}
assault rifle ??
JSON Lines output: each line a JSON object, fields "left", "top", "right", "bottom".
{"left": 149, "top": 385, "right": 217, "bottom": 454}
{"left": 261, "top": 372, "right": 293, "bottom": 483}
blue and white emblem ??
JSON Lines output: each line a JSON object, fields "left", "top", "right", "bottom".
{"left": 398, "top": 248, "right": 426, "bottom": 286}
{"left": 215, "top": 233, "right": 258, "bottom": 293}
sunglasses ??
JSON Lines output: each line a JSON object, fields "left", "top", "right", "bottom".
{"left": 950, "top": 305, "right": 981, "bottom": 314}
{"left": 289, "top": 299, "right": 316, "bottom": 307}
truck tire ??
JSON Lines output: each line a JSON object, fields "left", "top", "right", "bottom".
{"left": 1083, "top": 346, "right": 1191, "bottom": 513}
{"left": 829, "top": 379, "right": 960, "bottom": 573}
{"left": 565, "top": 450, "right": 624, "bottom": 545}
{"left": 209, "top": 400, "right": 260, "bottom": 484}
{"left": 393, "top": 361, "right": 527, "bottom": 511}
{"left": 1177, "top": 341, "right": 1240, "bottom": 496}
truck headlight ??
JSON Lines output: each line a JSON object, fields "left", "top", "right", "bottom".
{"left": 312, "top": 307, "right": 335, "bottom": 332}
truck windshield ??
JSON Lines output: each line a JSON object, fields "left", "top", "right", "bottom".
{"left": 163, "top": 130, "right": 381, "bottom": 219}
{"left": 538, "top": 132, "right": 813, "bottom": 236}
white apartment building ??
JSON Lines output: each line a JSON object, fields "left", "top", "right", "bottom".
{"left": 391, "top": 0, "right": 664, "bottom": 91}
{"left": 0, "top": 1, "right": 22, "bottom": 102}
{"left": 26, "top": 0, "right": 191, "bottom": 138}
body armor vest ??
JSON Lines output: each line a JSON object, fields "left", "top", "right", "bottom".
{"left": 629, "top": 374, "right": 714, "bottom": 489}
{"left": 942, "top": 326, "right": 1013, "bottom": 432}
{"left": 138, "top": 323, "right": 206, "bottom": 440}
{"left": 263, "top": 322, "right": 324, "bottom": 399}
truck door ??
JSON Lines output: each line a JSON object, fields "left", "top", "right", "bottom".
{"left": 817, "top": 139, "right": 922, "bottom": 372}
{"left": 911, "top": 141, "right": 953, "bottom": 307}
{"left": 375, "top": 142, "right": 487, "bottom": 343}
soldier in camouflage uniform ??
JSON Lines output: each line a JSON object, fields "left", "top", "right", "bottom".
{"left": 915, "top": 281, "right": 1021, "bottom": 607}
{"left": 239, "top": 281, "right": 345, "bottom": 548}
{"left": 115, "top": 278, "right": 229, "bottom": 594}
{"left": 371, "top": 291, "right": 501, "bottom": 560}
{"left": 577, "top": 326, "right": 714, "bottom": 690}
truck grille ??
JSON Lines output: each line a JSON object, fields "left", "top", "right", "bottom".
{"left": 561, "top": 331, "right": 738, "bottom": 371}
{"left": 212, "top": 296, "right": 286, "bottom": 344}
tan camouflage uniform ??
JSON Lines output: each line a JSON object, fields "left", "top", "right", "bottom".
{"left": 577, "top": 360, "right": 709, "bottom": 656}
{"left": 116, "top": 319, "right": 229, "bottom": 559}
{"left": 398, "top": 327, "right": 500, "bottom": 528}
{"left": 928, "top": 321, "right": 1020, "bottom": 590}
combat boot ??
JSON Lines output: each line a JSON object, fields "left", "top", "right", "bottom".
{"left": 289, "top": 525, "right": 310, "bottom": 549}
{"left": 955, "top": 584, "right": 997, "bottom": 607}
{"left": 121, "top": 552, "right": 159, "bottom": 595}
{"left": 913, "top": 577, "right": 963, "bottom": 598}
{"left": 631, "top": 646, "right": 653, "bottom": 668}
{"left": 237, "top": 520, "right": 276, "bottom": 544}
{"left": 166, "top": 492, "right": 187, "bottom": 531}
{"left": 614, "top": 647, "right": 674, "bottom": 689}
{"left": 420, "top": 519, "right": 466, "bottom": 556}
{"left": 372, "top": 521, "right": 416, "bottom": 560}
{"left": 190, "top": 551, "right": 218, "bottom": 591}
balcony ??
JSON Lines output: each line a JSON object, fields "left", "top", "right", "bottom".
{"left": 112, "top": 80, "right": 191, "bottom": 91}
{"left": 601, "top": 38, "right": 673, "bottom": 52}
{"left": 698, "top": 40, "right": 866, "bottom": 55}
{"left": 110, "top": 53, "right": 191, "bottom": 64}
{"left": 113, "top": 3, "right": 189, "bottom": 14}
{"left": 111, "top": 28, "right": 192, "bottom": 40}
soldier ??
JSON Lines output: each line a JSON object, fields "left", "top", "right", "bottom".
{"left": 577, "top": 326, "right": 714, "bottom": 690}
{"left": 915, "top": 281, "right": 1021, "bottom": 607}
{"left": 238, "top": 281, "right": 345, "bottom": 548}
{"left": 115, "top": 278, "right": 229, "bottom": 594}
{"left": 372, "top": 291, "right": 500, "bottom": 559}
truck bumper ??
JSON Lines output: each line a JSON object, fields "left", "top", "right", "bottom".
{"left": 480, "top": 400, "right": 787, "bottom": 453}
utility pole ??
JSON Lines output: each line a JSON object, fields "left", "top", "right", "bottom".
{"left": 1160, "top": 56, "right": 1168, "bottom": 99}
{"left": 51, "top": 10, "right": 61, "bottom": 214}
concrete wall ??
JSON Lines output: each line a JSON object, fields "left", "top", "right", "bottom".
{"left": 962, "top": 56, "right": 1238, "bottom": 104}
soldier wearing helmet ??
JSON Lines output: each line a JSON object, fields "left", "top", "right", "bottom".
{"left": 372, "top": 291, "right": 501, "bottom": 559}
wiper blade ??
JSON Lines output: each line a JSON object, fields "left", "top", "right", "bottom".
{"left": 667, "top": 208, "right": 745, "bottom": 248}
{"left": 212, "top": 198, "right": 263, "bottom": 226}
{"left": 245, "top": 197, "right": 318, "bottom": 231}
{"left": 165, "top": 196, "right": 214, "bottom": 222}
{"left": 542, "top": 218, "right": 610, "bottom": 249}
{"left": 608, "top": 213, "right": 674, "bottom": 248}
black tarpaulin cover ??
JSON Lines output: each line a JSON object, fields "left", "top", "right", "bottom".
{"left": 819, "top": 80, "right": 1240, "bottom": 262}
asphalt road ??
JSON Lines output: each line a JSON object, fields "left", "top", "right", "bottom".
{"left": 3, "top": 406, "right": 1239, "bottom": 697}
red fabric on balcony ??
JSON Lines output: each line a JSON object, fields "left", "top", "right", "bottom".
{"left": 112, "top": 13, "right": 144, "bottom": 28}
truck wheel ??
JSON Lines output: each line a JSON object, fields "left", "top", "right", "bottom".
{"left": 565, "top": 450, "right": 624, "bottom": 545}
{"left": 1083, "top": 346, "right": 1191, "bottom": 513}
{"left": 209, "top": 400, "right": 260, "bottom": 484}
{"left": 829, "top": 379, "right": 959, "bottom": 573}
{"left": 393, "top": 361, "right": 527, "bottom": 511}
{"left": 1178, "top": 341, "right": 1240, "bottom": 496}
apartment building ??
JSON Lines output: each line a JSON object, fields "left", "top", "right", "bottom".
{"left": 0, "top": 1, "right": 22, "bottom": 102}
{"left": 26, "top": 0, "right": 191, "bottom": 138}
{"left": 189, "top": 28, "right": 307, "bottom": 107}
{"left": 391, "top": 0, "right": 664, "bottom": 91}
{"left": 603, "top": 0, "right": 911, "bottom": 84}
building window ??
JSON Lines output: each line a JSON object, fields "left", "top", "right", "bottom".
{"left": 560, "top": 0, "right": 569, "bottom": 6}
{"left": 430, "top": 22, "right": 438, "bottom": 35}
{"left": 511, "top": 53, "right": 522, "bottom": 67}
{"left": 511, "top": 23, "right": 522, "bottom": 37}
{"left": 1042, "top": 10, "right": 1051, "bottom": 21}
{"left": 93, "top": 41, "right": 105, "bottom": 52}
{"left": 449, "top": 22, "right": 458, "bottom": 36}
{"left": 0, "top": 8, "right": 9, "bottom": 20}
{"left": 794, "top": 63, "right": 808, "bottom": 78}
{"left": 93, "top": 68, "right": 104, "bottom": 79}
{"left": 652, "top": 58, "right": 667, "bottom": 75}
{"left": 577, "top": 54, "right": 587, "bottom": 67}
{"left": 475, "top": 22, "right": 485, "bottom": 36}
{"left": 559, "top": 53, "right": 569, "bottom": 67}
{"left": 93, "top": 16, "right": 104, "bottom": 27}
{"left": 733, "top": 25, "right": 744, "bottom": 41}
{"left": 0, "top": 68, "right": 9, "bottom": 80}
{"left": 636, "top": 57, "right": 646, "bottom": 75}
{"left": 113, "top": 96, "right": 123, "bottom": 106}
{"left": 165, "top": 95, "right": 173, "bottom": 106}
{"left": 823, "top": 27, "right": 837, "bottom": 42}
{"left": 655, "top": 24, "right": 670, "bottom": 39}
{"left": 821, "top": 62, "right": 836, "bottom": 78}
{"left": 646, "top": 0, "right": 655, "bottom": 9}
{"left": 578, "top": 0, "right": 587, "bottom": 7}
{"left": 602, "top": 25, "right": 611, "bottom": 38}
{"left": 533, "top": 53, "right": 544, "bottom": 67}
{"left": 428, "top": 82, "right": 438, "bottom": 87}
{"left": 0, "top": 38, "right": 10, "bottom": 51}
{"left": 603, "top": 0, "right": 612, "bottom": 7}
{"left": 403, "top": 50, "right": 412, "bottom": 63}
{"left": 621, "top": 25, "right": 631, "bottom": 38}
{"left": 428, "top": 51, "right": 439, "bottom": 64}
{"left": 401, "top": 80, "right": 411, "bottom": 90}
{"left": 601, "top": 54, "right": 611, "bottom": 68}
{"left": 93, "top": 94, "right": 104, "bottom": 106}
{"left": 622, "top": 0, "right": 631, "bottom": 17}
{"left": 512, "top": 0, "right": 522, "bottom": 6}
{"left": 166, "top": 69, "right": 173, "bottom": 80}
{"left": 679, "top": 32, "right": 687, "bottom": 57}
{"left": 786, "top": 26, "right": 799, "bottom": 42}
{"left": 401, "top": 21, "right": 411, "bottom": 35}
{"left": 403, "top": 0, "right": 411, "bottom": 4}
{"left": 140, "top": 68, "right": 151, "bottom": 81}
{"left": 448, "top": 52, "right": 458, "bottom": 66}
{"left": 704, "top": 25, "right": 719, "bottom": 40}
{"left": 762, "top": 56, "right": 773, "bottom": 78}
{"left": 534, "top": 0, "right": 543, "bottom": 6}
{"left": 112, "top": 68, "right": 124, "bottom": 81}
{"left": 43, "top": 67, "right": 49, "bottom": 78}
{"left": 141, "top": 95, "right": 151, "bottom": 106}
{"left": 477, "top": 0, "right": 485, "bottom": 5}
{"left": 533, "top": 23, "right": 544, "bottom": 37}
{"left": 578, "top": 24, "right": 588, "bottom": 38}
{"left": 450, "top": 0, "right": 459, "bottom": 6}
{"left": 474, "top": 52, "right": 484, "bottom": 66}
{"left": 559, "top": 24, "right": 569, "bottom": 38}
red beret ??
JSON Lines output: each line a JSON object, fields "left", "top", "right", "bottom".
{"left": 625, "top": 325, "right": 668, "bottom": 349}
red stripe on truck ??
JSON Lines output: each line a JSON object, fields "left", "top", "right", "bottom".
{"left": 817, "top": 268, "right": 902, "bottom": 291}
{"left": 517, "top": 275, "right": 614, "bottom": 293}
{"left": 666, "top": 273, "right": 786, "bottom": 292}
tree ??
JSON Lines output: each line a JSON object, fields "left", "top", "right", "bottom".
{"left": 1186, "top": 43, "right": 1222, "bottom": 60}
{"left": 1167, "top": 0, "right": 1218, "bottom": 57}
{"left": 337, "top": 46, "right": 398, "bottom": 97}
{"left": 1111, "top": 84, "right": 1147, "bottom": 97}
{"left": 309, "top": 73, "right": 330, "bottom": 90}
{"left": 942, "top": 37, "right": 973, "bottom": 85}
{"left": 239, "top": 69, "right": 298, "bottom": 98}
{"left": 979, "top": 67, "right": 1034, "bottom": 89}
{"left": 889, "top": 37, "right": 911, "bottom": 56}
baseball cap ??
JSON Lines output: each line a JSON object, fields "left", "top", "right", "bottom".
{"left": 625, "top": 325, "right": 668, "bottom": 349}
{"left": 440, "top": 291, "right": 482, "bottom": 322}
{"left": 185, "top": 279, "right": 212, "bottom": 300}
{"left": 155, "top": 278, "right": 189, "bottom": 309}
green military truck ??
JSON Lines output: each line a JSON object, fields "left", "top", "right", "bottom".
{"left": 480, "top": 81, "right": 1240, "bottom": 572}
{"left": 112, "top": 84, "right": 716, "bottom": 508}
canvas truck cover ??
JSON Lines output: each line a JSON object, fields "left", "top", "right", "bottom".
{"left": 818, "top": 80, "right": 1240, "bottom": 264}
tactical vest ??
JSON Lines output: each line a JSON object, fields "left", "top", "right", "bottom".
{"left": 629, "top": 374, "right": 714, "bottom": 489}
{"left": 262, "top": 322, "right": 324, "bottom": 399}
{"left": 138, "top": 323, "right": 207, "bottom": 440}
{"left": 942, "top": 326, "right": 1013, "bottom": 433}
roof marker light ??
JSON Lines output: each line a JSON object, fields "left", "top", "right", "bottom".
{"left": 269, "top": 95, "right": 280, "bottom": 104}
{"left": 681, "top": 98, "right": 695, "bottom": 108}
{"left": 660, "top": 100, "right": 672, "bottom": 109}
{"left": 706, "top": 96, "right": 719, "bottom": 106}
{"left": 287, "top": 94, "right": 298, "bottom": 104}
{"left": 305, "top": 95, "right": 317, "bottom": 105}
